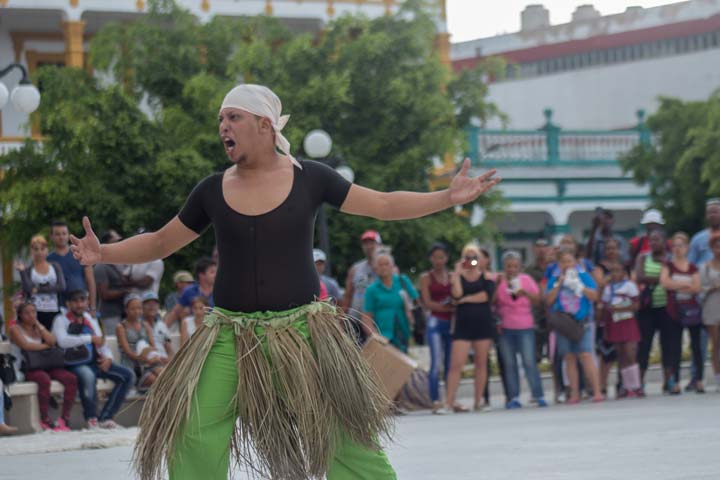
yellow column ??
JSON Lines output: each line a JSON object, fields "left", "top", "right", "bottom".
{"left": 63, "top": 20, "right": 86, "bottom": 68}
{"left": 434, "top": 32, "right": 451, "bottom": 68}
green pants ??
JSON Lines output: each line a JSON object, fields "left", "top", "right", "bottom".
{"left": 168, "top": 326, "right": 396, "bottom": 479}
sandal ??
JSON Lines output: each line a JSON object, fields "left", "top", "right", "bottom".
{"left": 451, "top": 403, "right": 470, "bottom": 413}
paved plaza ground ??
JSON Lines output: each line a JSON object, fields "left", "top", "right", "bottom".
{"left": 1, "top": 381, "right": 718, "bottom": 480}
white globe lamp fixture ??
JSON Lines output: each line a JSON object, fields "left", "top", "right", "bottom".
{"left": 335, "top": 165, "right": 355, "bottom": 183}
{"left": 11, "top": 83, "right": 41, "bottom": 114}
{"left": 303, "top": 129, "right": 332, "bottom": 159}
{"left": 0, "top": 63, "right": 42, "bottom": 114}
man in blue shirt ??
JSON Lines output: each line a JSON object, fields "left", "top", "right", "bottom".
{"left": 163, "top": 257, "right": 216, "bottom": 330}
{"left": 48, "top": 220, "right": 97, "bottom": 314}
{"left": 689, "top": 199, "right": 720, "bottom": 267}
{"left": 686, "top": 199, "right": 720, "bottom": 391}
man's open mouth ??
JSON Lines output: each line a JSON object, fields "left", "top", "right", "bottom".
{"left": 223, "top": 138, "right": 236, "bottom": 152}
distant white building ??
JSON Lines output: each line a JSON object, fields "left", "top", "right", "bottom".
{"left": 452, "top": 1, "right": 720, "bottom": 263}
{"left": 452, "top": 0, "right": 720, "bottom": 130}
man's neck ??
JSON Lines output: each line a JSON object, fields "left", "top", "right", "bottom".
{"left": 231, "top": 152, "right": 285, "bottom": 176}
{"left": 710, "top": 225, "right": 720, "bottom": 232}
{"left": 198, "top": 282, "right": 213, "bottom": 294}
{"left": 53, "top": 244, "right": 70, "bottom": 255}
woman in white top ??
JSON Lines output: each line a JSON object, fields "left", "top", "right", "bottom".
{"left": 180, "top": 296, "right": 208, "bottom": 345}
{"left": 16, "top": 235, "right": 66, "bottom": 330}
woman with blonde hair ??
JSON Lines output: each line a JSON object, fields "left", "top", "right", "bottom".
{"left": 444, "top": 243, "right": 496, "bottom": 412}
{"left": 16, "top": 235, "right": 66, "bottom": 330}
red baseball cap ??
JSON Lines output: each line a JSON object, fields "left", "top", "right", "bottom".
{"left": 360, "top": 230, "right": 382, "bottom": 243}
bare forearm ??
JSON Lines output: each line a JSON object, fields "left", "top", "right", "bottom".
{"left": 99, "top": 233, "right": 167, "bottom": 265}
{"left": 374, "top": 190, "right": 453, "bottom": 221}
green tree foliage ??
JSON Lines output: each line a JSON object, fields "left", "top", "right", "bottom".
{"left": 621, "top": 91, "right": 720, "bottom": 234}
{"left": 0, "top": 0, "right": 504, "bottom": 291}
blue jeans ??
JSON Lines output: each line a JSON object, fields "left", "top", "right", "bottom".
{"left": 498, "top": 328, "right": 545, "bottom": 401}
{"left": 691, "top": 327, "right": 709, "bottom": 382}
{"left": 426, "top": 315, "right": 452, "bottom": 402}
{"left": 69, "top": 362, "right": 135, "bottom": 421}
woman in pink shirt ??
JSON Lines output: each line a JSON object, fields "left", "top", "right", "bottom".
{"left": 495, "top": 251, "right": 547, "bottom": 408}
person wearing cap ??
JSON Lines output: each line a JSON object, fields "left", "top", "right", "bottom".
{"left": 53, "top": 289, "right": 135, "bottom": 429}
{"left": 342, "top": 229, "right": 382, "bottom": 321}
{"left": 586, "top": 208, "right": 629, "bottom": 266}
{"left": 163, "top": 257, "right": 217, "bottom": 331}
{"left": 164, "top": 270, "right": 194, "bottom": 313}
{"left": 629, "top": 208, "right": 666, "bottom": 266}
{"left": 143, "top": 291, "right": 175, "bottom": 360}
{"left": 313, "top": 248, "right": 342, "bottom": 304}
{"left": 116, "top": 294, "right": 166, "bottom": 390}
{"left": 69, "top": 83, "right": 500, "bottom": 480}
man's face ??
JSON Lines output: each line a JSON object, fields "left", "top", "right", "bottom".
{"left": 218, "top": 108, "right": 269, "bottom": 164}
{"left": 176, "top": 281, "right": 193, "bottom": 293}
{"left": 142, "top": 300, "right": 160, "bottom": 320}
{"left": 707, "top": 204, "right": 720, "bottom": 229}
{"left": 68, "top": 297, "right": 88, "bottom": 315}
{"left": 601, "top": 213, "right": 613, "bottom": 232}
{"left": 361, "top": 239, "right": 377, "bottom": 258}
{"left": 315, "top": 260, "right": 326, "bottom": 275}
{"left": 50, "top": 226, "right": 69, "bottom": 248}
{"left": 199, "top": 266, "right": 217, "bottom": 287}
{"left": 532, "top": 245, "right": 546, "bottom": 263}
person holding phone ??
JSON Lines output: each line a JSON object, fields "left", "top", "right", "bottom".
{"left": 443, "top": 244, "right": 496, "bottom": 413}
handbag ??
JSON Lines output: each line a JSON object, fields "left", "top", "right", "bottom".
{"left": 677, "top": 302, "right": 702, "bottom": 327}
{"left": 0, "top": 353, "right": 17, "bottom": 385}
{"left": 64, "top": 315, "right": 95, "bottom": 366}
{"left": 547, "top": 311, "right": 585, "bottom": 343}
{"left": 21, "top": 347, "right": 66, "bottom": 372}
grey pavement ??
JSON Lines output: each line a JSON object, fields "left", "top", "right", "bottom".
{"left": 1, "top": 384, "right": 719, "bottom": 480}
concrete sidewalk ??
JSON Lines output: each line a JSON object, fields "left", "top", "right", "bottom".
{"left": 1, "top": 381, "right": 718, "bottom": 479}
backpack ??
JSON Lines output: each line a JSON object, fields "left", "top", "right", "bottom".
{"left": 64, "top": 313, "right": 96, "bottom": 366}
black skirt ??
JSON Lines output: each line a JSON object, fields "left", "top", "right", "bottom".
{"left": 453, "top": 303, "right": 495, "bottom": 341}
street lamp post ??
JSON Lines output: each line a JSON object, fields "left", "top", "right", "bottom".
{"left": 303, "top": 129, "right": 354, "bottom": 276}
{"left": 0, "top": 63, "right": 41, "bottom": 114}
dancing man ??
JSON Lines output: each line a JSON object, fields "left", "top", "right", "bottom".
{"left": 70, "top": 84, "right": 500, "bottom": 480}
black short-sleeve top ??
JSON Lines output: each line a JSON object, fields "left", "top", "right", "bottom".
{"left": 178, "top": 159, "right": 352, "bottom": 313}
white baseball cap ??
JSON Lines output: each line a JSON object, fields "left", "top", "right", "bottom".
{"left": 640, "top": 208, "right": 665, "bottom": 225}
{"left": 313, "top": 249, "right": 327, "bottom": 263}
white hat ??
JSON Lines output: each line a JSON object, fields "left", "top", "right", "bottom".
{"left": 313, "top": 249, "right": 327, "bottom": 262}
{"left": 640, "top": 208, "right": 665, "bottom": 225}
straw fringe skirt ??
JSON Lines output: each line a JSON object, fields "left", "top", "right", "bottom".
{"left": 133, "top": 302, "right": 393, "bottom": 480}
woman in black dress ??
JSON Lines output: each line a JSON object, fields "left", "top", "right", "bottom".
{"left": 444, "top": 244, "right": 496, "bottom": 412}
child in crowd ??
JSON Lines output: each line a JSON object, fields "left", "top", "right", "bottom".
{"left": 600, "top": 262, "right": 643, "bottom": 398}
{"left": 180, "top": 296, "right": 208, "bottom": 345}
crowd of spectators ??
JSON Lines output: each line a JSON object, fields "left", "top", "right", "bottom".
{"left": 2, "top": 201, "right": 720, "bottom": 434}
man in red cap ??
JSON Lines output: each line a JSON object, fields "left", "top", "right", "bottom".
{"left": 342, "top": 230, "right": 382, "bottom": 326}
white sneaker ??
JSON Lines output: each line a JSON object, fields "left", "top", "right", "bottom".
{"left": 432, "top": 406, "right": 453, "bottom": 415}
{"left": 98, "top": 419, "right": 121, "bottom": 430}
{"left": 474, "top": 403, "right": 492, "bottom": 412}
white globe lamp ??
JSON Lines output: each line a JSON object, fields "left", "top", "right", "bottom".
{"left": 335, "top": 165, "right": 355, "bottom": 183}
{"left": 303, "top": 129, "right": 332, "bottom": 159}
{"left": 11, "top": 83, "right": 41, "bottom": 114}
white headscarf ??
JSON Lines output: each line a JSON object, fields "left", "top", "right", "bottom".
{"left": 219, "top": 84, "right": 300, "bottom": 169}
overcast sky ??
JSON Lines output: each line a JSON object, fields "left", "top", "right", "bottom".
{"left": 447, "top": 0, "right": 676, "bottom": 42}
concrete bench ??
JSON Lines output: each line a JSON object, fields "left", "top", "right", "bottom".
{"left": 2, "top": 333, "right": 182, "bottom": 435}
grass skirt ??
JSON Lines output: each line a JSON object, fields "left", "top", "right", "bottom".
{"left": 133, "top": 302, "right": 393, "bottom": 480}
